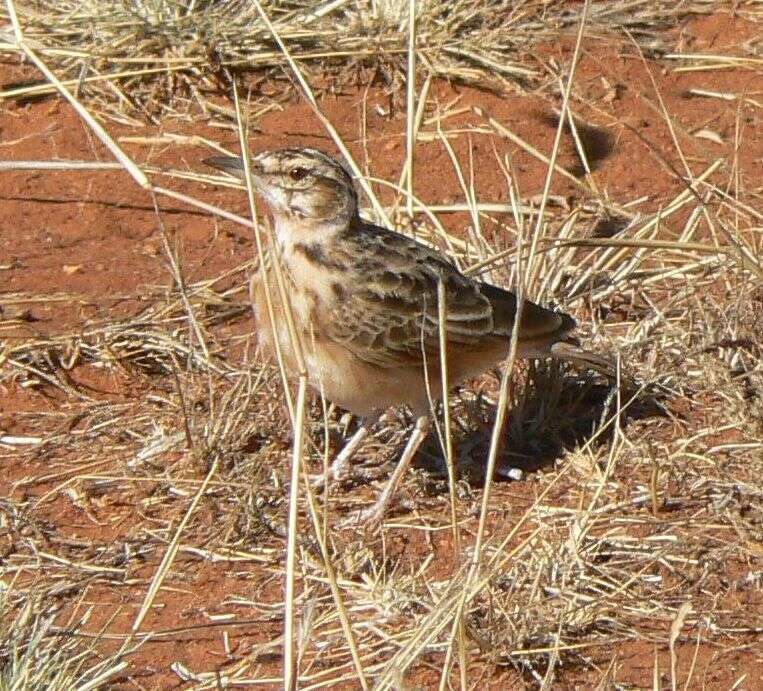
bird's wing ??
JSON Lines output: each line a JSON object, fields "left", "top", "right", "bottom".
{"left": 324, "top": 226, "right": 569, "bottom": 368}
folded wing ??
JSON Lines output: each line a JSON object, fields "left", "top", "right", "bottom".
{"left": 325, "top": 226, "right": 573, "bottom": 368}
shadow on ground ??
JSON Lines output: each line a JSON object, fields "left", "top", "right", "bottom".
{"left": 411, "top": 365, "right": 669, "bottom": 485}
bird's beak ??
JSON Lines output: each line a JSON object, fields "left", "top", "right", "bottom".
{"left": 203, "top": 155, "right": 261, "bottom": 181}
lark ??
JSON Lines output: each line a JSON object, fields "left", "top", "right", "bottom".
{"left": 206, "top": 148, "right": 616, "bottom": 527}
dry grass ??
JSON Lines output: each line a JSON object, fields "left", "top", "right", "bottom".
{"left": 0, "top": 0, "right": 757, "bottom": 122}
{"left": 1, "top": 1, "right": 763, "bottom": 689}
{"left": 0, "top": 580, "right": 127, "bottom": 689}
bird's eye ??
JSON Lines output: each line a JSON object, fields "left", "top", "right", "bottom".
{"left": 289, "top": 166, "right": 309, "bottom": 181}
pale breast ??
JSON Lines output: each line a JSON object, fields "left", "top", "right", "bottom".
{"left": 249, "top": 265, "right": 303, "bottom": 373}
{"left": 248, "top": 255, "right": 345, "bottom": 395}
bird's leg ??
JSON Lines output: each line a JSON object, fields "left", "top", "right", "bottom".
{"left": 313, "top": 411, "right": 394, "bottom": 488}
{"left": 342, "top": 415, "right": 430, "bottom": 529}
{"left": 311, "top": 420, "right": 370, "bottom": 490}
{"left": 324, "top": 424, "right": 369, "bottom": 483}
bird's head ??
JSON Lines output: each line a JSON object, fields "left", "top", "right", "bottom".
{"left": 205, "top": 148, "right": 358, "bottom": 225}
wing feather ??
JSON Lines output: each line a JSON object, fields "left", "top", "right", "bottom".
{"left": 325, "top": 226, "right": 494, "bottom": 367}
{"left": 323, "top": 224, "right": 573, "bottom": 368}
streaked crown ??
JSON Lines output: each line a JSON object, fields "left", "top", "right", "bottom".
{"left": 206, "top": 148, "right": 357, "bottom": 223}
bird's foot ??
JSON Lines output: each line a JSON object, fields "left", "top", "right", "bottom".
{"left": 336, "top": 497, "right": 395, "bottom": 531}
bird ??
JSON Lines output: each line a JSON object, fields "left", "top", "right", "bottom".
{"left": 205, "top": 147, "right": 618, "bottom": 527}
